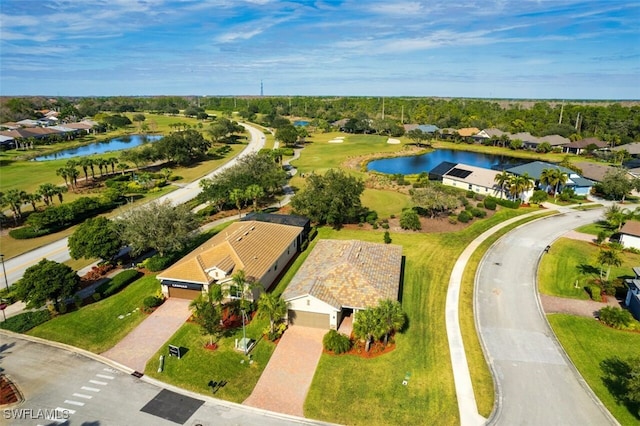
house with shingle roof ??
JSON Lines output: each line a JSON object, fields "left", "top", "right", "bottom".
{"left": 283, "top": 239, "right": 403, "bottom": 329}
{"left": 507, "top": 160, "right": 594, "bottom": 196}
{"left": 434, "top": 162, "right": 503, "bottom": 198}
{"left": 562, "top": 137, "right": 608, "bottom": 155}
{"left": 620, "top": 221, "right": 640, "bottom": 250}
{"left": 157, "top": 220, "right": 304, "bottom": 300}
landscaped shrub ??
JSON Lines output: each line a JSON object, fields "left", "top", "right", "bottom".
{"left": 365, "top": 210, "right": 378, "bottom": 225}
{"left": 323, "top": 329, "right": 352, "bottom": 354}
{"left": 308, "top": 226, "right": 318, "bottom": 241}
{"left": 97, "top": 269, "right": 141, "bottom": 298}
{"left": 384, "top": 231, "right": 392, "bottom": 244}
{"left": 301, "top": 240, "right": 309, "bottom": 251}
{"left": 471, "top": 208, "right": 487, "bottom": 218}
{"left": 483, "top": 198, "right": 497, "bottom": 210}
{"left": 448, "top": 215, "right": 457, "bottom": 224}
{"left": 474, "top": 194, "right": 485, "bottom": 201}
{"left": 530, "top": 190, "right": 549, "bottom": 204}
{"left": 381, "top": 222, "right": 390, "bottom": 229}
{"left": 143, "top": 254, "right": 176, "bottom": 272}
{"left": 476, "top": 202, "right": 485, "bottom": 208}
{"left": 0, "top": 310, "right": 51, "bottom": 333}
{"left": 589, "top": 285, "right": 601, "bottom": 301}
{"left": 9, "top": 227, "right": 49, "bottom": 239}
{"left": 142, "top": 295, "right": 165, "bottom": 313}
{"left": 599, "top": 306, "right": 634, "bottom": 329}
{"left": 466, "top": 190, "right": 475, "bottom": 198}
{"left": 486, "top": 196, "right": 520, "bottom": 209}
{"left": 457, "top": 210, "right": 473, "bottom": 223}
{"left": 399, "top": 209, "right": 421, "bottom": 230}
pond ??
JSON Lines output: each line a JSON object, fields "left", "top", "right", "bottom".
{"left": 33, "top": 134, "right": 163, "bottom": 161}
{"left": 367, "top": 149, "right": 529, "bottom": 175}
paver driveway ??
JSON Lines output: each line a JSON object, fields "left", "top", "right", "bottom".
{"left": 102, "top": 298, "right": 192, "bottom": 372}
{"left": 243, "top": 326, "right": 326, "bottom": 417}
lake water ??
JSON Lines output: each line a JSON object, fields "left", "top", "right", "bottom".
{"left": 34, "top": 134, "right": 163, "bottom": 161}
{"left": 367, "top": 149, "right": 529, "bottom": 175}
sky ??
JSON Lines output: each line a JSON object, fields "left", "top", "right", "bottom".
{"left": 1, "top": 0, "right": 639, "bottom": 99}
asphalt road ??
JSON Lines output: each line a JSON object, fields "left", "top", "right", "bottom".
{"left": 0, "top": 334, "right": 329, "bottom": 426}
{"left": 2, "top": 124, "right": 265, "bottom": 287}
{"left": 475, "top": 207, "right": 617, "bottom": 425}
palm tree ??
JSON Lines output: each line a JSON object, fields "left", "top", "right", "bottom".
{"left": 96, "top": 158, "right": 108, "bottom": 177}
{"left": 230, "top": 270, "right": 260, "bottom": 355}
{"left": 597, "top": 247, "right": 623, "bottom": 282}
{"left": 229, "top": 188, "right": 245, "bottom": 219}
{"left": 79, "top": 158, "right": 93, "bottom": 182}
{"left": 24, "top": 192, "right": 42, "bottom": 212}
{"left": 107, "top": 157, "right": 119, "bottom": 175}
{"left": 539, "top": 168, "right": 555, "bottom": 194}
{"left": 257, "top": 292, "right": 288, "bottom": 337}
{"left": 4, "top": 189, "right": 27, "bottom": 223}
{"left": 494, "top": 170, "right": 511, "bottom": 199}
{"left": 376, "top": 299, "right": 406, "bottom": 345}
{"left": 56, "top": 167, "right": 70, "bottom": 188}
{"left": 604, "top": 204, "right": 627, "bottom": 231}
{"left": 353, "top": 308, "right": 385, "bottom": 352}
{"left": 37, "top": 183, "right": 58, "bottom": 206}
{"left": 244, "top": 184, "right": 264, "bottom": 212}
{"left": 67, "top": 166, "right": 80, "bottom": 190}
{"left": 552, "top": 169, "right": 568, "bottom": 197}
{"left": 117, "top": 162, "right": 129, "bottom": 175}
{"left": 54, "top": 186, "right": 67, "bottom": 203}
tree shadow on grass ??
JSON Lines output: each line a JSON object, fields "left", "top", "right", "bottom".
{"left": 577, "top": 263, "right": 601, "bottom": 276}
{"left": 600, "top": 356, "right": 640, "bottom": 420}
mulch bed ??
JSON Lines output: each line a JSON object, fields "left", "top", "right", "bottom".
{"left": 325, "top": 340, "right": 396, "bottom": 359}
{"left": 0, "top": 375, "right": 22, "bottom": 406}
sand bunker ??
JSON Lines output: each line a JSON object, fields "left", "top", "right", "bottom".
{"left": 328, "top": 136, "right": 345, "bottom": 143}
{"left": 387, "top": 138, "right": 401, "bottom": 144}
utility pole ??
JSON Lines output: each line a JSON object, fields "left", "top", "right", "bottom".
{"left": 381, "top": 97, "right": 385, "bottom": 120}
{"left": 558, "top": 101, "right": 564, "bottom": 124}
{"left": 0, "top": 254, "right": 8, "bottom": 291}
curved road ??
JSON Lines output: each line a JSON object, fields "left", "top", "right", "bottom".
{"left": 2, "top": 123, "right": 265, "bottom": 287}
{"left": 476, "top": 207, "right": 616, "bottom": 425}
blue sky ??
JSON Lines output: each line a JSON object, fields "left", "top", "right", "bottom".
{"left": 1, "top": 0, "right": 639, "bottom": 99}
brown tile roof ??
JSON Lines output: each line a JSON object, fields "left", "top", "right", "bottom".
{"left": 574, "top": 162, "right": 619, "bottom": 182}
{"left": 283, "top": 239, "right": 403, "bottom": 310}
{"left": 612, "top": 142, "right": 640, "bottom": 155}
{"left": 457, "top": 127, "right": 480, "bottom": 137}
{"left": 621, "top": 220, "right": 640, "bottom": 238}
{"left": 158, "top": 221, "right": 302, "bottom": 285}
{"left": 564, "top": 137, "right": 608, "bottom": 149}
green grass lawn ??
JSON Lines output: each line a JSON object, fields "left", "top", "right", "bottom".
{"left": 575, "top": 220, "right": 612, "bottom": 236}
{"left": 28, "top": 275, "right": 160, "bottom": 353}
{"left": 144, "top": 319, "right": 276, "bottom": 403}
{"left": 304, "top": 207, "right": 537, "bottom": 425}
{"left": 538, "top": 238, "right": 640, "bottom": 299}
{"left": 361, "top": 188, "right": 412, "bottom": 218}
{"left": 548, "top": 314, "right": 640, "bottom": 425}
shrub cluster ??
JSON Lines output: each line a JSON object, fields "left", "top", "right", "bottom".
{"left": 0, "top": 310, "right": 51, "bottom": 333}
{"left": 143, "top": 295, "right": 165, "bottom": 313}
{"left": 323, "top": 329, "right": 352, "bottom": 354}
{"left": 142, "top": 254, "right": 177, "bottom": 272}
{"left": 483, "top": 198, "right": 497, "bottom": 210}
{"left": 95, "top": 269, "right": 140, "bottom": 298}
{"left": 485, "top": 196, "right": 520, "bottom": 209}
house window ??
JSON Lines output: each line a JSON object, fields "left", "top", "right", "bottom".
{"left": 274, "top": 262, "right": 278, "bottom": 271}
{"left": 468, "top": 184, "right": 473, "bottom": 190}
{"left": 229, "top": 285, "right": 243, "bottom": 298}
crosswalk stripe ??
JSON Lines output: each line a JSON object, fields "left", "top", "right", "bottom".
{"left": 55, "top": 407, "right": 76, "bottom": 414}
{"left": 96, "top": 374, "right": 114, "bottom": 379}
{"left": 64, "top": 400, "right": 85, "bottom": 406}
{"left": 81, "top": 386, "right": 100, "bottom": 392}
{"left": 73, "top": 393, "right": 93, "bottom": 399}
{"left": 89, "top": 379, "right": 107, "bottom": 385}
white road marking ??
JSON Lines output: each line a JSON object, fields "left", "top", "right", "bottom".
{"left": 64, "top": 400, "right": 85, "bottom": 406}
{"left": 96, "top": 373, "right": 114, "bottom": 379}
{"left": 72, "top": 393, "right": 93, "bottom": 399}
{"left": 89, "top": 379, "right": 107, "bottom": 385}
{"left": 81, "top": 386, "right": 100, "bottom": 392}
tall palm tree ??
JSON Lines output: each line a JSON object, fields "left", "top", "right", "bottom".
{"left": 56, "top": 167, "right": 70, "bottom": 188}
{"left": 107, "top": 157, "right": 119, "bottom": 175}
{"left": 229, "top": 188, "right": 245, "bottom": 219}
{"left": 597, "top": 247, "right": 623, "bottom": 282}
{"left": 79, "top": 158, "right": 93, "bottom": 182}
{"left": 4, "top": 189, "right": 27, "bottom": 223}
{"left": 117, "top": 162, "right": 129, "bottom": 175}
{"left": 376, "top": 299, "right": 406, "bottom": 345}
{"left": 96, "top": 158, "right": 108, "bottom": 177}
{"left": 551, "top": 169, "right": 568, "bottom": 197}
{"left": 24, "top": 192, "right": 42, "bottom": 212}
{"left": 244, "top": 184, "right": 264, "bottom": 212}
{"left": 494, "top": 170, "right": 511, "bottom": 199}
{"left": 353, "top": 308, "right": 385, "bottom": 352}
{"left": 67, "top": 166, "right": 80, "bottom": 190}
{"left": 257, "top": 292, "right": 288, "bottom": 336}
{"left": 37, "top": 183, "right": 58, "bottom": 206}
{"left": 539, "top": 168, "right": 555, "bottom": 194}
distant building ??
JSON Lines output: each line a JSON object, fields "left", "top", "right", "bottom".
{"left": 624, "top": 267, "right": 640, "bottom": 321}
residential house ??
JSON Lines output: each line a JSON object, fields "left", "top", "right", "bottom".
{"left": 241, "top": 212, "right": 311, "bottom": 248}
{"left": 624, "top": 268, "right": 640, "bottom": 321}
{"left": 619, "top": 221, "right": 640, "bottom": 250}
{"left": 562, "top": 137, "right": 608, "bottom": 155}
{"left": 283, "top": 239, "right": 403, "bottom": 330}
{"left": 157, "top": 220, "right": 304, "bottom": 300}
{"left": 574, "top": 162, "right": 620, "bottom": 183}
{"left": 436, "top": 163, "right": 503, "bottom": 197}
{"left": 506, "top": 161, "right": 594, "bottom": 196}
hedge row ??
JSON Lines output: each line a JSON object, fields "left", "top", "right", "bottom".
{"left": 0, "top": 310, "right": 51, "bottom": 333}
{"left": 95, "top": 269, "right": 140, "bottom": 298}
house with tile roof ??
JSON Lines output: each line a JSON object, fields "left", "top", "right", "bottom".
{"left": 620, "top": 221, "right": 640, "bottom": 250}
{"left": 157, "top": 220, "right": 304, "bottom": 300}
{"left": 283, "top": 239, "right": 403, "bottom": 329}
{"left": 562, "top": 137, "right": 608, "bottom": 155}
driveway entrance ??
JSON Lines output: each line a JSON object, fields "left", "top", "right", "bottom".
{"left": 243, "top": 326, "right": 325, "bottom": 417}
{"left": 102, "top": 298, "right": 192, "bottom": 373}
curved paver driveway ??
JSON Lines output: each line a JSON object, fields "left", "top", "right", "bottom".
{"left": 476, "top": 208, "right": 617, "bottom": 425}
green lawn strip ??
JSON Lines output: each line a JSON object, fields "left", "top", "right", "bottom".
{"left": 538, "top": 238, "right": 640, "bottom": 299}
{"left": 575, "top": 221, "right": 612, "bottom": 236}
{"left": 460, "top": 211, "right": 555, "bottom": 417}
{"left": 304, "top": 208, "right": 537, "bottom": 425}
{"left": 27, "top": 275, "right": 160, "bottom": 353}
{"left": 144, "top": 319, "right": 275, "bottom": 403}
{"left": 361, "top": 188, "right": 412, "bottom": 219}
{"left": 547, "top": 314, "right": 640, "bottom": 425}
{"left": 431, "top": 140, "right": 570, "bottom": 163}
